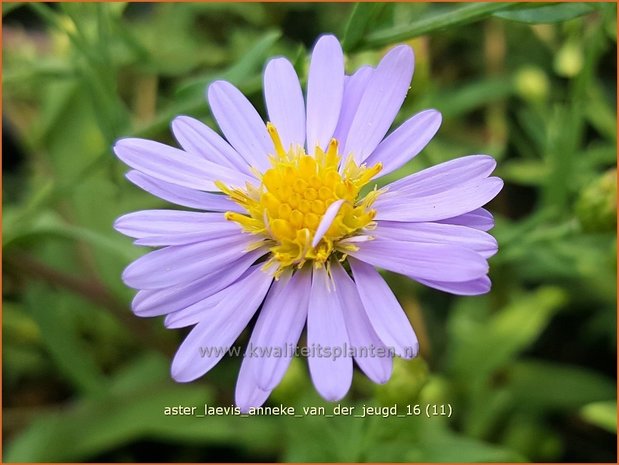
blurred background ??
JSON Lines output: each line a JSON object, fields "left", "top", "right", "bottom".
{"left": 2, "top": 2, "right": 617, "bottom": 462}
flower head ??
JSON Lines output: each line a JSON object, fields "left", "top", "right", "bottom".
{"left": 114, "top": 35, "right": 502, "bottom": 411}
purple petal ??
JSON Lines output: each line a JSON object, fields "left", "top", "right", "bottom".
{"left": 374, "top": 221, "right": 498, "bottom": 258}
{"left": 374, "top": 177, "right": 504, "bottom": 222}
{"left": 207, "top": 80, "right": 271, "bottom": 172}
{"left": 437, "top": 208, "right": 495, "bottom": 231}
{"left": 312, "top": 199, "right": 345, "bottom": 247}
{"left": 305, "top": 35, "right": 345, "bottom": 152}
{"left": 164, "top": 288, "right": 227, "bottom": 329}
{"left": 385, "top": 155, "right": 497, "bottom": 195}
{"left": 114, "top": 138, "right": 254, "bottom": 191}
{"left": 331, "top": 261, "right": 392, "bottom": 384}
{"left": 416, "top": 276, "right": 492, "bottom": 296}
{"left": 248, "top": 269, "right": 311, "bottom": 390}
{"left": 345, "top": 45, "right": 414, "bottom": 164}
{"left": 114, "top": 210, "right": 237, "bottom": 246}
{"left": 122, "top": 234, "right": 256, "bottom": 290}
{"left": 264, "top": 57, "right": 305, "bottom": 149}
{"left": 171, "top": 116, "right": 251, "bottom": 173}
{"left": 125, "top": 171, "right": 243, "bottom": 213}
{"left": 132, "top": 250, "right": 264, "bottom": 317}
{"left": 133, "top": 231, "right": 238, "bottom": 247}
{"left": 307, "top": 266, "right": 352, "bottom": 401}
{"left": 349, "top": 238, "right": 489, "bottom": 282}
{"left": 164, "top": 268, "right": 255, "bottom": 329}
{"left": 171, "top": 266, "right": 273, "bottom": 382}
{"left": 333, "top": 66, "right": 373, "bottom": 149}
{"left": 348, "top": 258, "right": 418, "bottom": 359}
{"left": 235, "top": 353, "right": 272, "bottom": 413}
{"left": 365, "top": 109, "right": 442, "bottom": 177}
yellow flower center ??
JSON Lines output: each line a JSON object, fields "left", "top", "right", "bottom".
{"left": 217, "top": 123, "right": 382, "bottom": 276}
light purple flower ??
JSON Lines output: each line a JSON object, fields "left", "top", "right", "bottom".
{"left": 113, "top": 35, "right": 502, "bottom": 411}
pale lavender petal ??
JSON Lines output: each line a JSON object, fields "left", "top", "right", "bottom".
{"left": 164, "top": 269, "right": 253, "bottom": 329}
{"left": 171, "top": 116, "right": 251, "bottom": 174}
{"left": 349, "top": 238, "right": 488, "bottom": 282}
{"left": 249, "top": 269, "right": 311, "bottom": 390}
{"left": 385, "top": 155, "right": 497, "bottom": 195}
{"left": 164, "top": 287, "right": 227, "bottom": 329}
{"left": 207, "top": 80, "right": 272, "bottom": 172}
{"left": 264, "top": 57, "right": 305, "bottom": 149}
{"left": 312, "top": 199, "right": 345, "bottom": 247}
{"left": 373, "top": 221, "right": 498, "bottom": 258}
{"left": 331, "top": 261, "right": 392, "bottom": 383}
{"left": 125, "top": 171, "right": 243, "bottom": 213}
{"left": 365, "top": 110, "right": 442, "bottom": 177}
{"left": 134, "top": 230, "right": 240, "bottom": 247}
{"left": 114, "top": 210, "right": 231, "bottom": 238}
{"left": 349, "top": 258, "right": 418, "bottom": 359}
{"left": 307, "top": 266, "right": 352, "bottom": 401}
{"left": 171, "top": 266, "right": 273, "bottom": 382}
{"left": 305, "top": 35, "right": 345, "bottom": 152}
{"left": 235, "top": 353, "right": 272, "bottom": 413}
{"left": 132, "top": 250, "right": 264, "bottom": 317}
{"left": 437, "top": 208, "right": 495, "bottom": 231}
{"left": 345, "top": 45, "right": 414, "bottom": 164}
{"left": 416, "top": 276, "right": 492, "bottom": 296}
{"left": 122, "top": 234, "right": 255, "bottom": 289}
{"left": 114, "top": 138, "right": 254, "bottom": 191}
{"left": 333, "top": 66, "right": 373, "bottom": 150}
{"left": 374, "top": 177, "right": 503, "bottom": 222}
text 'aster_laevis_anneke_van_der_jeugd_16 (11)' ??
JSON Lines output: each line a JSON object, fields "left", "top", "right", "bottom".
{"left": 113, "top": 34, "right": 503, "bottom": 412}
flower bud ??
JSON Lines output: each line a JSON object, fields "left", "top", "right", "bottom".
{"left": 375, "top": 356, "right": 429, "bottom": 406}
{"left": 515, "top": 66, "right": 550, "bottom": 103}
{"left": 575, "top": 169, "right": 617, "bottom": 233}
{"left": 554, "top": 41, "right": 583, "bottom": 78}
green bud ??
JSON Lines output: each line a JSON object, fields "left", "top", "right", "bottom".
{"left": 515, "top": 66, "right": 550, "bottom": 103}
{"left": 418, "top": 375, "right": 451, "bottom": 405}
{"left": 554, "top": 41, "right": 584, "bottom": 78}
{"left": 375, "top": 356, "right": 429, "bottom": 406}
{"left": 575, "top": 169, "right": 617, "bottom": 233}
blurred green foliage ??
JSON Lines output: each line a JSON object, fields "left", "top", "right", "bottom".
{"left": 3, "top": 2, "right": 616, "bottom": 462}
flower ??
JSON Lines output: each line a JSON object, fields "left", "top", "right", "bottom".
{"left": 113, "top": 35, "right": 502, "bottom": 411}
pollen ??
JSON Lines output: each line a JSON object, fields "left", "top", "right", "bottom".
{"left": 218, "top": 123, "right": 382, "bottom": 276}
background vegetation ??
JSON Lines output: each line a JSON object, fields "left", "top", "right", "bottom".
{"left": 3, "top": 2, "right": 617, "bottom": 462}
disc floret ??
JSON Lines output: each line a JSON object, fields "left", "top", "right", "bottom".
{"left": 218, "top": 124, "right": 382, "bottom": 276}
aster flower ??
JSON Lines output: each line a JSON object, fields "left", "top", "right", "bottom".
{"left": 113, "top": 35, "right": 502, "bottom": 411}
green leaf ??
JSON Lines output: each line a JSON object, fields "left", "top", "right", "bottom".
{"left": 494, "top": 3, "right": 596, "bottom": 24}
{"left": 580, "top": 401, "right": 617, "bottom": 433}
{"left": 358, "top": 414, "right": 525, "bottom": 462}
{"left": 425, "top": 78, "right": 515, "bottom": 118}
{"left": 507, "top": 360, "right": 616, "bottom": 411}
{"left": 5, "top": 382, "right": 205, "bottom": 461}
{"left": 407, "top": 430, "right": 525, "bottom": 462}
{"left": 5, "top": 352, "right": 281, "bottom": 462}
{"left": 342, "top": 3, "right": 387, "bottom": 52}
{"left": 174, "top": 29, "right": 281, "bottom": 99}
{"left": 4, "top": 210, "right": 136, "bottom": 262}
{"left": 499, "top": 159, "right": 551, "bottom": 186}
{"left": 24, "top": 285, "right": 107, "bottom": 397}
{"left": 362, "top": 3, "right": 517, "bottom": 49}
{"left": 448, "top": 287, "right": 567, "bottom": 380}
